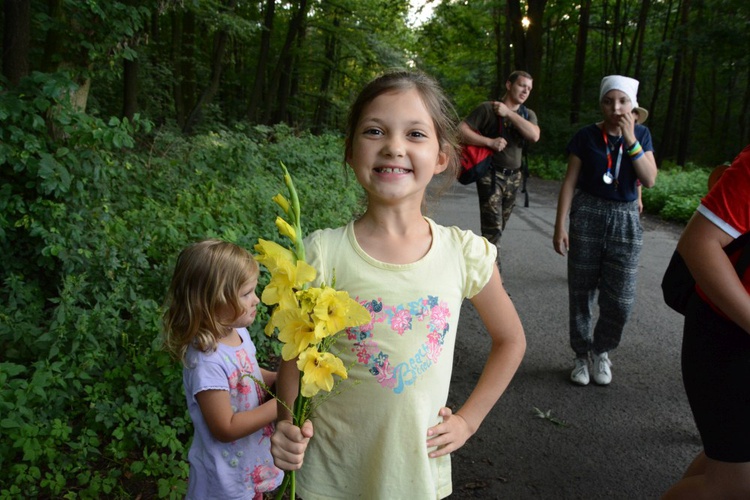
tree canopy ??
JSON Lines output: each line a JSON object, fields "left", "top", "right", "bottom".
{"left": 2, "top": 0, "right": 748, "bottom": 163}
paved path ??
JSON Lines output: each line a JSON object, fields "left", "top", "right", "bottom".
{"left": 431, "top": 177, "right": 699, "bottom": 499}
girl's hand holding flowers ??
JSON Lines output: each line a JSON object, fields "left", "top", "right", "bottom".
{"left": 254, "top": 163, "right": 371, "bottom": 499}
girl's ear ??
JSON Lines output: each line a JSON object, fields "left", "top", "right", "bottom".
{"left": 434, "top": 149, "right": 450, "bottom": 174}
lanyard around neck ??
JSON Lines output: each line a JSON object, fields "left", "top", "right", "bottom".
{"left": 602, "top": 127, "right": 623, "bottom": 183}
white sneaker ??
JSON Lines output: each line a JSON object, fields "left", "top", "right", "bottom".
{"left": 570, "top": 357, "right": 590, "bottom": 386}
{"left": 592, "top": 352, "right": 612, "bottom": 385}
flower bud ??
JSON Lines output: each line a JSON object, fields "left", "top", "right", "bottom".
{"left": 272, "top": 193, "right": 291, "bottom": 215}
{"left": 275, "top": 216, "right": 297, "bottom": 240}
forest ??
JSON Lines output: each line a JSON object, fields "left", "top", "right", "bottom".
{"left": 2, "top": 0, "right": 749, "bottom": 162}
{"left": 1, "top": 0, "right": 749, "bottom": 497}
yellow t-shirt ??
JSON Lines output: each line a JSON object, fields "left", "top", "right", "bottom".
{"left": 296, "top": 218, "right": 496, "bottom": 500}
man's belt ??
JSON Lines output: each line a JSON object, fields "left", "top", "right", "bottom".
{"left": 497, "top": 167, "right": 521, "bottom": 176}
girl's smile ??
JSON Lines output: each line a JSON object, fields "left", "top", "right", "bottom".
{"left": 347, "top": 88, "right": 448, "bottom": 201}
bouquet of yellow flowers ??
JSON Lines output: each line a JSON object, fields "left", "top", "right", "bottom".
{"left": 254, "top": 163, "right": 371, "bottom": 499}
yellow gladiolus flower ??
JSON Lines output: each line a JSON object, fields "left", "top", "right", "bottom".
{"left": 254, "top": 239, "right": 296, "bottom": 274}
{"left": 296, "top": 287, "right": 322, "bottom": 316}
{"left": 255, "top": 239, "right": 316, "bottom": 307}
{"left": 276, "top": 216, "right": 297, "bottom": 241}
{"left": 297, "top": 348, "right": 348, "bottom": 397}
{"left": 272, "top": 193, "right": 291, "bottom": 216}
{"left": 310, "top": 287, "right": 372, "bottom": 339}
{"left": 275, "top": 308, "right": 318, "bottom": 361}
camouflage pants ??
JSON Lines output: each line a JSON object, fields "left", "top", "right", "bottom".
{"left": 476, "top": 168, "right": 522, "bottom": 271}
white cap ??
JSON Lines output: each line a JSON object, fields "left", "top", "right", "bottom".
{"left": 599, "top": 75, "right": 639, "bottom": 108}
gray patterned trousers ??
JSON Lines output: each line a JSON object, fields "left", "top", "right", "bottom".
{"left": 567, "top": 190, "right": 643, "bottom": 357}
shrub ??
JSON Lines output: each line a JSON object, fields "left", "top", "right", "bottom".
{"left": 642, "top": 164, "right": 709, "bottom": 223}
{"left": 0, "top": 74, "right": 362, "bottom": 497}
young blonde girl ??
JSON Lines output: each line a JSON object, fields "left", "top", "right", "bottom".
{"left": 163, "top": 239, "right": 283, "bottom": 499}
{"left": 270, "top": 70, "right": 526, "bottom": 499}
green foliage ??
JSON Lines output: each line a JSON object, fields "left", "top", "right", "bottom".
{"left": 0, "top": 75, "right": 362, "bottom": 497}
{"left": 530, "top": 155, "right": 568, "bottom": 181}
{"left": 642, "top": 163, "right": 710, "bottom": 223}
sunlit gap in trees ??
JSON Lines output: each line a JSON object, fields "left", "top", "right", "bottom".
{"left": 408, "top": 0, "right": 435, "bottom": 27}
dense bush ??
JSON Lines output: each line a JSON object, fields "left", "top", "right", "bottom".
{"left": 0, "top": 75, "right": 363, "bottom": 498}
{"left": 641, "top": 162, "right": 711, "bottom": 223}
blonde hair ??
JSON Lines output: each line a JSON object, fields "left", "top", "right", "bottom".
{"left": 162, "top": 239, "right": 259, "bottom": 363}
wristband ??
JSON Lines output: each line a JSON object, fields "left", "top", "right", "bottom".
{"left": 627, "top": 142, "right": 643, "bottom": 157}
{"left": 631, "top": 150, "right": 645, "bottom": 161}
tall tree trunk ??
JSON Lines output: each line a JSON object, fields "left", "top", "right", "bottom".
{"left": 677, "top": 48, "right": 698, "bottom": 165}
{"left": 570, "top": 0, "right": 591, "bottom": 124}
{"left": 263, "top": 0, "right": 309, "bottom": 124}
{"left": 312, "top": 15, "right": 339, "bottom": 134}
{"left": 627, "top": 0, "right": 650, "bottom": 80}
{"left": 183, "top": 2, "right": 236, "bottom": 134}
{"left": 289, "top": 23, "right": 306, "bottom": 126}
{"left": 503, "top": 2, "right": 513, "bottom": 80}
{"left": 171, "top": 11, "right": 185, "bottom": 127}
{"left": 506, "top": 0, "right": 524, "bottom": 71}
{"left": 648, "top": 0, "right": 677, "bottom": 117}
{"left": 41, "top": 0, "right": 61, "bottom": 72}
{"left": 2, "top": 0, "right": 31, "bottom": 86}
{"left": 524, "top": 0, "right": 546, "bottom": 111}
{"left": 247, "top": 0, "right": 275, "bottom": 123}
{"left": 182, "top": 10, "right": 197, "bottom": 126}
{"left": 658, "top": 0, "right": 689, "bottom": 164}
{"left": 492, "top": 2, "right": 504, "bottom": 98}
{"left": 173, "top": 8, "right": 197, "bottom": 128}
{"left": 123, "top": 58, "right": 138, "bottom": 120}
{"left": 610, "top": 0, "right": 623, "bottom": 73}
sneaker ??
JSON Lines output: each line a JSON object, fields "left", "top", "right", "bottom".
{"left": 592, "top": 352, "right": 612, "bottom": 385}
{"left": 570, "top": 357, "right": 590, "bottom": 386}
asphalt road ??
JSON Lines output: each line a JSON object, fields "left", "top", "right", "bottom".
{"left": 429, "top": 176, "right": 698, "bottom": 499}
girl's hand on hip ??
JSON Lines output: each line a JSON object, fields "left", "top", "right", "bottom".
{"left": 426, "top": 407, "right": 472, "bottom": 458}
{"left": 271, "top": 419, "right": 314, "bottom": 471}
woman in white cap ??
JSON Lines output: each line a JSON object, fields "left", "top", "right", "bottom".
{"left": 553, "top": 75, "right": 657, "bottom": 386}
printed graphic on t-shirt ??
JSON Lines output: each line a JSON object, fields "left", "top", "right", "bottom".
{"left": 247, "top": 463, "right": 282, "bottom": 493}
{"left": 347, "top": 295, "right": 450, "bottom": 394}
{"left": 226, "top": 348, "right": 263, "bottom": 412}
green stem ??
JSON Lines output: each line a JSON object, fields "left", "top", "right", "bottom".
{"left": 274, "top": 472, "right": 292, "bottom": 500}
{"left": 290, "top": 470, "right": 296, "bottom": 499}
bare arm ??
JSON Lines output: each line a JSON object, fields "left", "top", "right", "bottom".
{"left": 553, "top": 154, "right": 582, "bottom": 256}
{"left": 496, "top": 101, "right": 541, "bottom": 143}
{"left": 270, "top": 358, "right": 314, "bottom": 470}
{"left": 426, "top": 265, "right": 526, "bottom": 457}
{"left": 459, "top": 121, "right": 507, "bottom": 152}
{"left": 677, "top": 212, "right": 750, "bottom": 333}
{"left": 618, "top": 113, "right": 657, "bottom": 187}
{"left": 261, "top": 367, "right": 277, "bottom": 388}
{"left": 195, "top": 389, "right": 277, "bottom": 443}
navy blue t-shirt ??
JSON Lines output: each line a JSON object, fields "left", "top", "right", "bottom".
{"left": 566, "top": 123, "right": 654, "bottom": 202}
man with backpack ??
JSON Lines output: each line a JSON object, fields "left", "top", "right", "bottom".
{"left": 459, "top": 70, "right": 540, "bottom": 273}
